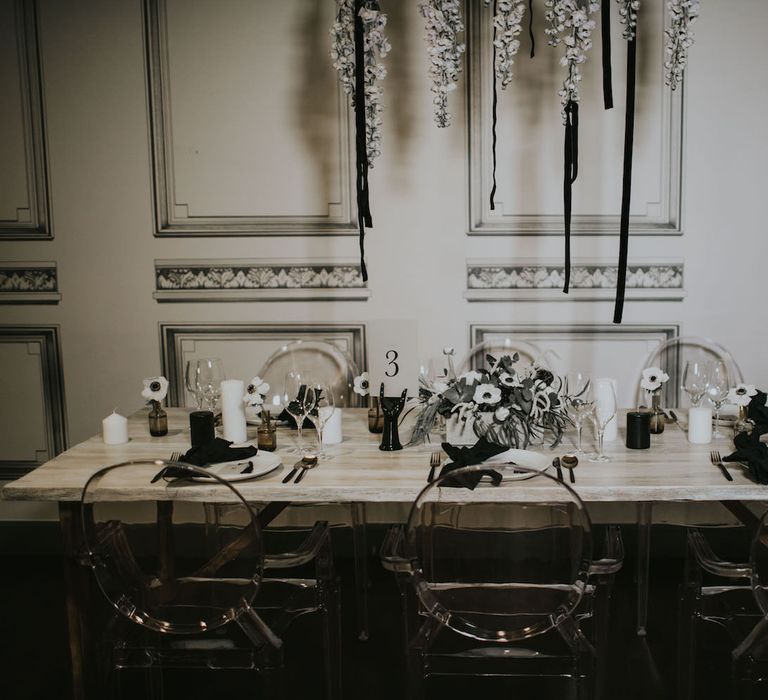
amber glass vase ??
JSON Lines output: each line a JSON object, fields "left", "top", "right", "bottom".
{"left": 148, "top": 400, "right": 168, "bottom": 437}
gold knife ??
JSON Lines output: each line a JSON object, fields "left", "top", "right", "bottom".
{"left": 282, "top": 458, "right": 306, "bottom": 484}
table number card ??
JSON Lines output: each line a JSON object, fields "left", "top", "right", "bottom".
{"left": 367, "top": 320, "right": 419, "bottom": 397}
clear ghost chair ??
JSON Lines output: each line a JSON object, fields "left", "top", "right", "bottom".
{"left": 457, "top": 337, "right": 561, "bottom": 376}
{"left": 636, "top": 335, "right": 744, "bottom": 408}
{"left": 80, "top": 460, "right": 341, "bottom": 699}
{"left": 381, "top": 465, "right": 623, "bottom": 699}
{"left": 258, "top": 339, "right": 370, "bottom": 639}
{"left": 678, "top": 509, "right": 768, "bottom": 700}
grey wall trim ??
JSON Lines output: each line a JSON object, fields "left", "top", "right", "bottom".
{"left": 0, "top": 262, "right": 60, "bottom": 304}
{"left": 465, "top": 259, "right": 685, "bottom": 301}
{"left": 1, "top": 0, "right": 52, "bottom": 240}
{"left": 470, "top": 323, "right": 680, "bottom": 348}
{"left": 465, "top": 2, "right": 683, "bottom": 236}
{"left": 154, "top": 259, "right": 370, "bottom": 302}
{"left": 159, "top": 322, "right": 367, "bottom": 406}
{"left": 143, "top": 0, "right": 356, "bottom": 236}
{"left": 0, "top": 326, "right": 68, "bottom": 479}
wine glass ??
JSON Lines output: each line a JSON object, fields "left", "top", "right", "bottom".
{"left": 283, "top": 371, "right": 315, "bottom": 455}
{"left": 706, "top": 361, "right": 730, "bottom": 440}
{"left": 307, "top": 380, "right": 335, "bottom": 458}
{"left": 184, "top": 360, "right": 202, "bottom": 408}
{"left": 197, "top": 358, "right": 225, "bottom": 411}
{"left": 589, "top": 379, "right": 617, "bottom": 463}
{"left": 682, "top": 360, "right": 711, "bottom": 408}
{"left": 565, "top": 372, "right": 594, "bottom": 455}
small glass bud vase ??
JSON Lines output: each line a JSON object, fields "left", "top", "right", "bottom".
{"left": 734, "top": 405, "right": 754, "bottom": 436}
{"left": 148, "top": 400, "right": 168, "bottom": 437}
{"left": 368, "top": 396, "right": 384, "bottom": 434}
{"left": 257, "top": 410, "right": 277, "bottom": 452}
{"left": 648, "top": 393, "right": 665, "bottom": 434}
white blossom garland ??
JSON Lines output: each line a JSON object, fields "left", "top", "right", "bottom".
{"left": 330, "top": 0, "right": 391, "bottom": 165}
{"left": 484, "top": 0, "right": 527, "bottom": 88}
{"left": 419, "top": 0, "right": 466, "bottom": 127}
{"left": 617, "top": 0, "right": 640, "bottom": 40}
{"left": 544, "top": 1, "right": 600, "bottom": 119}
{"left": 665, "top": 0, "right": 700, "bottom": 90}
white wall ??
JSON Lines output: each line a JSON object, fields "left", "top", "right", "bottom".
{"left": 1, "top": 0, "right": 766, "bottom": 518}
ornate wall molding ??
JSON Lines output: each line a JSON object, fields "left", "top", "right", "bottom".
{"left": 160, "top": 322, "right": 367, "bottom": 406}
{"left": 153, "top": 259, "right": 370, "bottom": 302}
{"left": 465, "top": 259, "right": 685, "bottom": 301}
{"left": 143, "top": 0, "right": 356, "bottom": 236}
{"left": 466, "top": 2, "right": 683, "bottom": 236}
{"left": 1, "top": 0, "right": 52, "bottom": 239}
{"left": 0, "top": 326, "right": 68, "bottom": 479}
{"left": 0, "top": 262, "right": 60, "bottom": 304}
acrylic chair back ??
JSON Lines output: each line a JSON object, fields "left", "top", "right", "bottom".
{"left": 636, "top": 335, "right": 744, "bottom": 408}
{"left": 751, "top": 510, "right": 768, "bottom": 616}
{"left": 80, "top": 460, "right": 264, "bottom": 635}
{"left": 258, "top": 339, "right": 363, "bottom": 409}
{"left": 404, "top": 465, "right": 592, "bottom": 643}
{"left": 458, "top": 337, "right": 560, "bottom": 376}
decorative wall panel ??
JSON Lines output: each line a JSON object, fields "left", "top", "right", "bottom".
{"left": 144, "top": 0, "right": 356, "bottom": 236}
{"left": 0, "top": 261, "right": 60, "bottom": 304}
{"left": 0, "top": 0, "right": 52, "bottom": 239}
{"left": 0, "top": 326, "right": 67, "bottom": 478}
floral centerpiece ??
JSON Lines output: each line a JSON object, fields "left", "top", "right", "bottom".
{"left": 409, "top": 353, "right": 570, "bottom": 449}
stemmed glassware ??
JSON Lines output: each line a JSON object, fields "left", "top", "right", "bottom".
{"left": 197, "top": 358, "right": 225, "bottom": 411}
{"left": 589, "top": 379, "right": 617, "bottom": 463}
{"left": 184, "top": 360, "right": 202, "bottom": 408}
{"left": 565, "top": 372, "right": 595, "bottom": 455}
{"left": 706, "top": 361, "right": 730, "bottom": 439}
{"left": 682, "top": 360, "right": 711, "bottom": 408}
{"left": 307, "top": 380, "right": 335, "bottom": 458}
{"left": 283, "top": 371, "right": 316, "bottom": 456}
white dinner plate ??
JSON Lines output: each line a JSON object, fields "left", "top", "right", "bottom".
{"left": 190, "top": 452, "right": 282, "bottom": 483}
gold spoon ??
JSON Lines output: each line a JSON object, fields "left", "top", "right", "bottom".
{"left": 561, "top": 454, "right": 579, "bottom": 484}
{"left": 294, "top": 454, "right": 319, "bottom": 483}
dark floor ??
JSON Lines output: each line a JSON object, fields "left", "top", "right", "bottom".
{"left": 0, "top": 523, "right": 761, "bottom": 700}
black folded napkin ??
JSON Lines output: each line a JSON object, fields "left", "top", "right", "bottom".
{"left": 437, "top": 438, "right": 507, "bottom": 489}
{"left": 746, "top": 390, "right": 768, "bottom": 435}
{"left": 152, "top": 438, "right": 258, "bottom": 482}
{"left": 724, "top": 427, "right": 768, "bottom": 485}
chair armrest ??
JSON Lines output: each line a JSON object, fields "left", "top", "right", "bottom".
{"left": 264, "top": 521, "right": 329, "bottom": 570}
{"left": 589, "top": 525, "right": 625, "bottom": 576}
{"left": 379, "top": 525, "right": 415, "bottom": 574}
{"left": 688, "top": 528, "right": 752, "bottom": 579}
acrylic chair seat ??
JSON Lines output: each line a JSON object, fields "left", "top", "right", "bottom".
{"left": 80, "top": 459, "right": 342, "bottom": 699}
{"left": 381, "top": 464, "right": 623, "bottom": 699}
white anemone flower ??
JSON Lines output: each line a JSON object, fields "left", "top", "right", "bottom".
{"left": 243, "top": 376, "right": 270, "bottom": 406}
{"left": 141, "top": 376, "right": 169, "bottom": 402}
{"left": 498, "top": 371, "right": 519, "bottom": 387}
{"left": 494, "top": 406, "right": 510, "bottom": 421}
{"left": 473, "top": 383, "right": 502, "bottom": 406}
{"left": 727, "top": 383, "right": 757, "bottom": 407}
{"left": 353, "top": 372, "right": 370, "bottom": 397}
{"left": 640, "top": 367, "right": 670, "bottom": 393}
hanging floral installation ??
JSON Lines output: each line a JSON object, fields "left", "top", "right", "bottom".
{"left": 330, "top": 0, "right": 390, "bottom": 281}
{"left": 419, "top": 0, "right": 466, "bottom": 128}
{"left": 664, "top": 0, "right": 700, "bottom": 90}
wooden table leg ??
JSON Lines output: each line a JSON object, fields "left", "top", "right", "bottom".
{"left": 636, "top": 502, "right": 652, "bottom": 637}
{"left": 59, "top": 501, "right": 92, "bottom": 700}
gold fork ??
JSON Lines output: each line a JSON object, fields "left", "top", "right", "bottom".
{"left": 710, "top": 450, "right": 733, "bottom": 482}
{"left": 428, "top": 451, "right": 441, "bottom": 483}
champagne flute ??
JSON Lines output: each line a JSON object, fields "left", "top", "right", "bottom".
{"left": 589, "top": 379, "right": 617, "bottom": 463}
{"left": 706, "top": 361, "right": 730, "bottom": 440}
{"left": 307, "top": 380, "right": 335, "bottom": 458}
{"left": 565, "top": 372, "right": 594, "bottom": 455}
{"left": 283, "top": 371, "right": 315, "bottom": 455}
{"left": 682, "top": 360, "right": 711, "bottom": 408}
{"left": 197, "top": 358, "right": 225, "bottom": 411}
{"left": 184, "top": 360, "right": 202, "bottom": 408}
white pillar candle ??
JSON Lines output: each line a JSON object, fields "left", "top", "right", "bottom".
{"left": 322, "top": 407, "right": 343, "bottom": 445}
{"left": 220, "top": 379, "right": 247, "bottom": 443}
{"left": 102, "top": 410, "right": 128, "bottom": 445}
{"left": 595, "top": 378, "right": 619, "bottom": 442}
{"left": 688, "top": 407, "right": 713, "bottom": 444}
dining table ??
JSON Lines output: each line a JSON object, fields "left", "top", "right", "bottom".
{"left": 3, "top": 407, "right": 768, "bottom": 700}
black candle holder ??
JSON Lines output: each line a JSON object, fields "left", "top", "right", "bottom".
{"left": 379, "top": 383, "right": 407, "bottom": 451}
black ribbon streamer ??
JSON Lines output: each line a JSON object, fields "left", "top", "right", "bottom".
{"left": 353, "top": 0, "right": 371, "bottom": 282}
{"left": 613, "top": 30, "right": 637, "bottom": 323}
{"left": 528, "top": 0, "right": 535, "bottom": 58}
{"left": 562, "top": 100, "right": 579, "bottom": 293}
{"left": 601, "top": 0, "right": 613, "bottom": 109}
{"left": 489, "top": 0, "right": 499, "bottom": 211}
